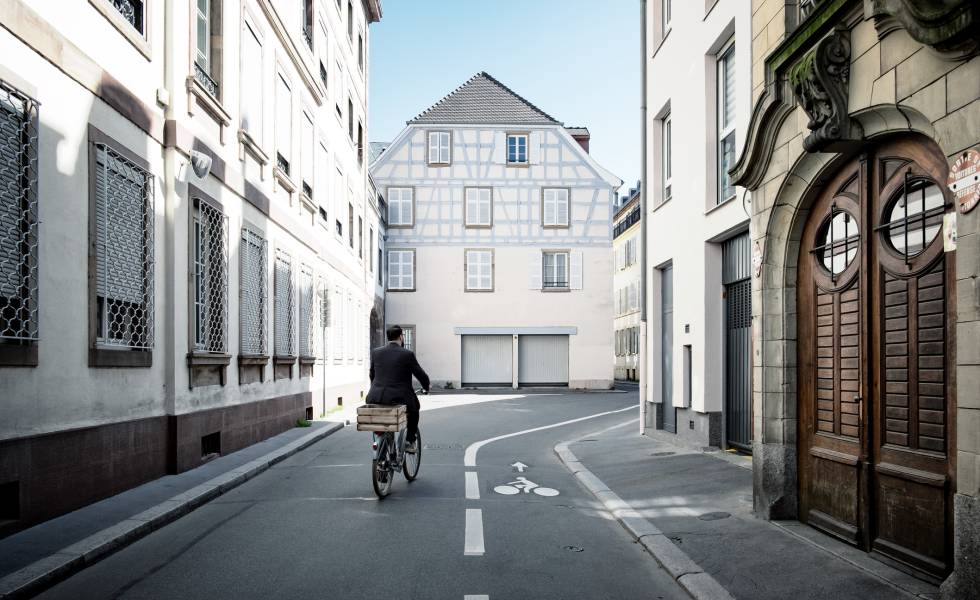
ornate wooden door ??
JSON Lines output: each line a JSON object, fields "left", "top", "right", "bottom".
{"left": 798, "top": 137, "right": 955, "bottom": 579}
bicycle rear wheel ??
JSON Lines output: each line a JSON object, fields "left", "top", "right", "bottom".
{"left": 372, "top": 436, "right": 394, "bottom": 498}
{"left": 403, "top": 430, "right": 422, "bottom": 481}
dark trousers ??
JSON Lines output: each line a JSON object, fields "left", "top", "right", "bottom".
{"left": 406, "top": 410, "right": 419, "bottom": 442}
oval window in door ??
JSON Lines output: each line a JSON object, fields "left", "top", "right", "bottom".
{"left": 881, "top": 178, "right": 944, "bottom": 260}
{"left": 813, "top": 208, "right": 859, "bottom": 277}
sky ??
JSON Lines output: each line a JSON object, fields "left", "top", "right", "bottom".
{"left": 368, "top": 0, "right": 641, "bottom": 196}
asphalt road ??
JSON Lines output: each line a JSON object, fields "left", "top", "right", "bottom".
{"left": 39, "top": 391, "right": 687, "bottom": 600}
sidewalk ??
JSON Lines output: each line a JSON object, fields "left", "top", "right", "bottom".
{"left": 0, "top": 420, "right": 344, "bottom": 598}
{"left": 557, "top": 421, "right": 941, "bottom": 600}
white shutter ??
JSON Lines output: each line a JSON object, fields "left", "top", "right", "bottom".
{"left": 528, "top": 252, "right": 542, "bottom": 289}
{"left": 440, "top": 132, "right": 451, "bottom": 163}
{"left": 405, "top": 251, "right": 415, "bottom": 289}
{"left": 558, "top": 189, "right": 569, "bottom": 226}
{"left": 543, "top": 189, "right": 556, "bottom": 225}
{"left": 428, "top": 132, "right": 438, "bottom": 163}
{"left": 529, "top": 131, "right": 542, "bottom": 164}
{"left": 492, "top": 131, "right": 505, "bottom": 163}
{"left": 570, "top": 251, "right": 583, "bottom": 290}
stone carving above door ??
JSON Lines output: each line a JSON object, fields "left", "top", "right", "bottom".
{"left": 790, "top": 30, "right": 854, "bottom": 152}
{"left": 869, "top": 0, "right": 980, "bottom": 56}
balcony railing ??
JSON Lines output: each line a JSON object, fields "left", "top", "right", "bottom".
{"left": 194, "top": 62, "right": 219, "bottom": 99}
{"left": 302, "top": 25, "right": 313, "bottom": 50}
{"left": 276, "top": 153, "right": 290, "bottom": 176}
{"left": 543, "top": 277, "right": 569, "bottom": 289}
{"left": 302, "top": 182, "right": 313, "bottom": 199}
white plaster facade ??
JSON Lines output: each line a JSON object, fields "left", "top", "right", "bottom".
{"left": 0, "top": 0, "right": 381, "bottom": 529}
{"left": 370, "top": 74, "right": 620, "bottom": 389}
{"left": 643, "top": 0, "right": 753, "bottom": 446}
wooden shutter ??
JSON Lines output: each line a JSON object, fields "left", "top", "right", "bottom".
{"left": 570, "top": 251, "right": 583, "bottom": 289}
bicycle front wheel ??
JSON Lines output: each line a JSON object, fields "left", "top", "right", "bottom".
{"left": 403, "top": 430, "right": 422, "bottom": 481}
{"left": 372, "top": 437, "right": 393, "bottom": 498}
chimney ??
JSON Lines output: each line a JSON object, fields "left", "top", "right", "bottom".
{"left": 567, "top": 127, "right": 590, "bottom": 153}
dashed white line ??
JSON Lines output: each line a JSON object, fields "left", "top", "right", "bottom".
{"left": 463, "top": 596, "right": 490, "bottom": 600}
{"left": 465, "top": 471, "right": 480, "bottom": 500}
{"left": 464, "top": 509, "right": 485, "bottom": 556}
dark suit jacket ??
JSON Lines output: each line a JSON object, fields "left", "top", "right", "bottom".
{"left": 367, "top": 342, "right": 430, "bottom": 411}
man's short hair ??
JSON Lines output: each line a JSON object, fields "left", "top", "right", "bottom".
{"left": 386, "top": 325, "right": 403, "bottom": 342}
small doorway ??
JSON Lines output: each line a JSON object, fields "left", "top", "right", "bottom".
{"left": 660, "top": 265, "right": 676, "bottom": 433}
{"left": 723, "top": 233, "right": 752, "bottom": 451}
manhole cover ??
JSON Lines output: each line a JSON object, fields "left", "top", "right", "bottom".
{"left": 563, "top": 545, "right": 584, "bottom": 552}
{"left": 650, "top": 451, "right": 675, "bottom": 457}
{"left": 698, "top": 512, "right": 731, "bottom": 521}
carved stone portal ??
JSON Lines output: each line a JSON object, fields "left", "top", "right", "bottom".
{"left": 790, "top": 29, "right": 853, "bottom": 153}
{"left": 870, "top": 0, "right": 980, "bottom": 57}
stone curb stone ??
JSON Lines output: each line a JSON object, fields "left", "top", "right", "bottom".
{"left": 554, "top": 435, "right": 736, "bottom": 600}
{"left": 0, "top": 422, "right": 344, "bottom": 600}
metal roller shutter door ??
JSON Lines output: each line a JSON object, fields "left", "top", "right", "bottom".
{"left": 461, "top": 335, "right": 513, "bottom": 386}
{"left": 518, "top": 335, "right": 569, "bottom": 386}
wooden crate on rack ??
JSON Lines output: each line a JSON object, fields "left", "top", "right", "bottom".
{"left": 356, "top": 404, "right": 407, "bottom": 432}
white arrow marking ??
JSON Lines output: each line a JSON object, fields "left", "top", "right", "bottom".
{"left": 511, "top": 461, "right": 528, "bottom": 472}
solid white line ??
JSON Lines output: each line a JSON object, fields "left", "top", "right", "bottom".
{"left": 463, "top": 596, "right": 490, "bottom": 600}
{"left": 464, "top": 509, "right": 485, "bottom": 556}
{"left": 463, "top": 405, "right": 634, "bottom": 467}
{"left": 465, "top": 471, "right": 480, "bottom": 500}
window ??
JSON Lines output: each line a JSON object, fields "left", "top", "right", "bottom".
{"left": 317, "top": 141, "right": 328, "bottom": 211}
{"left": 542, "top": 251, "right": 569, "bottom": 289}
{"left": 717, "top": 40, "right": 736, "bottom": 205}
{"left": 0, "top": 83, "right": 39, "bottom": 350}
{"left": 369, "top": 227, "right": 374, "bottom": 272}
{"left": 239, "top": 229, "right": 266, "bottom": 356}
{"left": 358, "top": 216, "right": 363, "bottom": 258}
{"left": 302, "top": 0, "right": 313, "bottom": 49}
{"left": 465, "top": 250, "right": 493, "bottom": 291}
{"left": 377, "top": 235, "right": 383, "bottom": 285}
{"left": 347, "top": 0, "right": 353, "bottom": 41}
{"left": 348, "top": 98, "right": 354, "bottom": 140}
{"left": 662, "top": 0, "right": 671, "bottom": 35}
{"left": 92, "top": 138, "right": 154, "bottom": 353}
{"left": 302, "top": 112, "right": 313, "bottom": 198}
{"left": 357, "top": 121, "right": 364, "bottom": 165}
{"left": 401, "top": 325, "right": 415, "bottom": 352}
{"left": 274, "top": 249, "right": 294, "bottom": 356}
{"left": 387, "top": 187, "right": 413, "bottom": 227}
{"left": 542, "top": 188, "right": 569, "bottom": 227}
{"left": 192, "top": 197, "right": 228, "bottom": 353}
{"left": 334, "top": 59, "right": 344, "bottom": 119}
{"left": 276, "top": 73, "right": 292, "bottom": 175}
{"left": 298, "top": 264, "right": 317, "bottom": 358}
{"left": 240, "top": 20, "right": 263, "bottom": 145}
{"left": 507, "top": 134, "right": 528, "bottom": 164}
{"left": 388, "top": 249, "right": 415, "bottom": 291}
{"left": 882, "top": 178, "right": 944, "bottom": 259}
{"left": 428, "top": 131, "right": 451, "bottom": 165}
{"left": 465, "top": 187, "right": 492, "bottom": 228}
{"left": 109, "top": 0, "right": 146, "bottom": 35}
{"left": 194, "top": 0, "right": 222, "bottom": 99}
{"left": 814, "top": 209, "right": 859, "bottom": 278}
{"left": 662, "top": 112, "right": 672, "bottom": 202}
{"left": 358, "top": 32, "right": 364, "bottom": 71}
{"left": 334, "top": 167, "right": 344, "bottom": 236}
{"left": 348, "top": 202, "right": 354, "bottom": 248}
{"left": 332, "top": 286, "right": 343, "bottom": 363}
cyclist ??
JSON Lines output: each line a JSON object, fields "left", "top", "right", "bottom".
{"left": 367, "top": 325, "right": 430, "bottom": 453}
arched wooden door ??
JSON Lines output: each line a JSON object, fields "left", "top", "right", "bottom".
{"left": 798, "top": 137, "right": 955, "bottom": 578}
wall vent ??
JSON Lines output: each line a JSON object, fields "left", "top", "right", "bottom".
{"left": 306, "top": 406, "right": 313, "bottom": 421}
{"left": 0, "top": 481, "right": 20, "bottom": 523}
{"left": 201, "top": 431, "right": 221, "bottom": 460}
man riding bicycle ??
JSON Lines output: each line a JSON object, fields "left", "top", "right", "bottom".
{"left": 367, "top": 325, "right": 430, "bottom": 453}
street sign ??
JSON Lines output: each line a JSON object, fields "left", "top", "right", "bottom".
{"left": 948, "top": 149, "right": 980, "bottom": 214}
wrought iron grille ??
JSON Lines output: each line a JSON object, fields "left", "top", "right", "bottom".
{"left": 0, "top": 81, "right": 39, "bottom": 343}
{"left": 298, "top": 265, "right": 318, "bottom": 357}
{"left": 194, "top": 62, "right": 219, "bottom": 99}
{"left": 319, "top": 62, "right": 328, "bottom": 90}
{"left": 239, "top": 228, "right": 266, "bottom": 356}
{"left": 193, "top": 198, "right": 228, "bottom": 352}
{"left": 274, "top": 249, "right": 294, "bottom": 356}
{"left": 276, "top": 152, "right": 290, "bottom": 176}
{"left": 111, "top": 0, "right": 145, "bottom": 34}
{"left": 95, "top": 144, "right": 154, "bottom": 349}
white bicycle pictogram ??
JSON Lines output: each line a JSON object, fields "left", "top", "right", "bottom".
{"left": 493, "top": 476, "right": 559, "bottom": 497}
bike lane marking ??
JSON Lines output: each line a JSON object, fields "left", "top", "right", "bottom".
{"left": 464, "top": 509, "right": 485, "bottom": 556}
{"left": 465, "top": 472, "right": 480, "bottom": 500}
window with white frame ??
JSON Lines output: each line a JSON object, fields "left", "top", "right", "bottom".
{"left": 92, "top": 137, "right": 154, "bottom": 352}
{"left": 317, "top": 141, "right": 329, "bottom": 216}
{"left": 274, "top": 249, "right": 294, "bottom": 356}
{"left": 334, "top": 167, "right": 344, "bottom": 236}
{"left": 542, "top": 188, "right": 569, "bottom": 227}
{"left": 194, "top": 0, "right": 222, "bottom": 99}
{"left": 542, "top": 251, "right": 569, "bottom": 289}
{"left": 334, "top": 58, "right": 344, "bottom": 119}
{"left": 192, "top": 197, "right": 228, "bottom": 353}
{"left": 465, "top": 187, "right": 492, "bottom": 228}
{"left": 428, "top": 131, "right": 450, "bottom": 165}
{"left": 387, "top": 187, "right": 413, "bottom": 227}
{"left": 662, "top": 111, "right": 672, "bottom": 202}
{"left": 717, "top": 39, "right": 736, "bottom": 205}
{"left": 507, "top": 133, "right": 528, "bottom": 164}
{"left": 298, "top": 263, "right": 316, "bottom": 358}
{"left": 302, "top": 0, "right": 313, "bottom": 49}
{"left": 0, "top": 82, "right": 39, "bottom": 347}
{"left": 332, "top": 286, "right": 343, "bottom": 363}
{"left": 240, "top": 20, "right": 263, "bottom": 145}
{"left": 302, "top": 112, "right": 314, "bottom": 198}
{"left": 276, "top": 73, "right": 292, "bottom": 176}
{"left": 239, "top": 228, "right": 266, "bottom": 356}
{"left": 465, "top": 250, "right": 493, "bottom": 291}
{"left": 109, "top": 0, "right": 146, "bottom": 36}
{"left": 388, "top": 249, "right": 415, "bottom": 291}
{"left": 401, "top": 325, "right": 415, "bottom": 352}
{"left": 348, "top": 202, "right": 354, "bottom": 248}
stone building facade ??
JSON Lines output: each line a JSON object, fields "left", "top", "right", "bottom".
{"left": 0, "top": 0, "right": 382, "bottom": 535}
{"left": 730, "top": 0, "right": 979, "bottom": 593}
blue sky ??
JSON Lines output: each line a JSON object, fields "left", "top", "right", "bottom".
{"left": 368, "top": 0, "right": 641, "bottom": 194}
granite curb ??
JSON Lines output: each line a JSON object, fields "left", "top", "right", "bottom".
{"left": 555, "top": 437, "right": 736, "bottom": 600}
{"left": 0, "top": 421, "right": 345, "bottom": 600}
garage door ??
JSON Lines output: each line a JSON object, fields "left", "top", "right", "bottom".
{"left": 518, "top": 335, "right": 569, "bottom": 386}
{"left": 461, "top": 335, "right": 513, "bottom": 386}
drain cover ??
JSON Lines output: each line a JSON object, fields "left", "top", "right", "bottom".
{"left": 563, "top": 545, "right": 584, "bottom": 552}
{"left": 650, "top": 451, "right": 675, "bottom": 457}
{"left": 698, "top": 511, "right": 731, "bottom": 521}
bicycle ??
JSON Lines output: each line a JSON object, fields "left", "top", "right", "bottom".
{"left": 358, "top": 389, "right": 425, "bottom": 498}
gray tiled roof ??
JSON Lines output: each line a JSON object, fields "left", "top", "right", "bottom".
{"left": 408, "top": 72, "right": 562, "bottom": 126}
{"left": 369, "top": 142, "right": 389, "bottom": 164}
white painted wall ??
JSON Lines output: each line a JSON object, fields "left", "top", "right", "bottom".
{"left": 644, "top": 0, "right": 752, "bottom": 414}
{"left": 613, "top": 204, "right": 641, "bottom": 379}
{"left": 372, "top": 125, "right": 618, "bottom": 389}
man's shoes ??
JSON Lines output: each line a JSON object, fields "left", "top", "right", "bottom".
{"left": 405, "top": 440, "right": 418, "bottom": 454}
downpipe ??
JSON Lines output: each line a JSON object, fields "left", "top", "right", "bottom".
{"left": 639, "top": 0, "right": 650, "bottom": 434}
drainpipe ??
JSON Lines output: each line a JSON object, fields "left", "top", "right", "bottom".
{"left": 639, "top": 0, "right": 649, "bottom": 435}
{"left": 162, "top": 0, "right": 178, "bottom": 466}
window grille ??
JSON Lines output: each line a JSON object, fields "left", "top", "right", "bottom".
{"left": 312, "top": 277, "right": 324, "bottom": 358}
{"left": 192, "top": 198, "right": 228, "bottom": 352}
{"left": 542, "top": 251, "right": 569, "bottom": 289}
{"left": 111, "top": 0, "right": 145, "bottom": 34}
{"left": 274, "top": 248, "right": 294, "bottom": 356}
{"left": 239, "top": 228, "right": 266, "bottom": 355}
{"left": 94, "top": 143, "right": 154, "bottom": 350}
{"left": 0, "top": 82, "right": 39, "bottom": 344}
{"left": 298, "top": 264, "right": 317, "bottom": 357}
